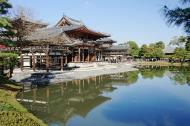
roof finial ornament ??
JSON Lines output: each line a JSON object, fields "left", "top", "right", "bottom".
{"left": 63, "top": 12, "right": 66, "bottom": 17}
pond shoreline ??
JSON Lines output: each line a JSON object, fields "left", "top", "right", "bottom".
{"left": 0, "top": 78, "right": 47, "bottom": 126}
{"left": 136, "top": 61, "right": 190, "bottom": 67}
{"left": 11, "top": 63, "right": 138, "bottom": 84}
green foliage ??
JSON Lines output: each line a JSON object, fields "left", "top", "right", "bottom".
{"left": 0, "top": 53, "right": 18, "bottom": 77}
{"left": 153, "top": 47, "right": 164, "bottom": 58}
{"left": 139, "top": 42, "right": 164, "bottom": 59}
{"left": 185, "top": 41, "right": 190, "bottom": 51}
{"left": 172, "top": 48, "right": 189, "bottom": 63}
{"left": 0, "top": 102, "right": 15, "bottom": 111}
{"left": 155, "top": 41, "right": 165, "bottom": 49}
{"left": 163, "top": 0, "right": 190, "bottom": 33}
{"left": 140, "top": 67, "right": 166, "bottom": 79}
{"left": 170, "top": 36, "right": 187, "bottom": 47}
{"left": 0, "top": 0, "right": 12, "bottom": 29}
{"left": 139, "top": 44, "right": 148, "bottom": 57}
{"left": 127, "top": 41, "right": 139, "bottom": 58}
{"left": 0, "top": 0, "right": 12, "bottom": 14}
{"left": 125, "top": 71, "right": 139, "bottom": 84}
{"left": 0, "top": 53, "right": 18, "bottom": 67}
{"left": 0, "top": 0, "right": 15, "bottom": 47}
{"left": 0, "top": 17, "right": 11, "bottom": 29}
{"left": 0, "top": 39, "right": 16, "bottom": 47}
{"left": 0, "top": 52, "right": 18, "bottom": 58}
{"left": 169, "top": 36, "right": 190, "bottom": 54}
{"left": 0, "top": 111, "right": 42, "bottom": 126}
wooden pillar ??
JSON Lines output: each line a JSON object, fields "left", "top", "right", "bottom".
{"left": 61, "top": 85, "right": 64, "bottom": 96}
{"left": 94, "top": 48, "right": 97, "bottom": 62}
{"left": 100, "top": 50, "right": 102, "bottom": 61}
{"left": 78, "top": 48, "right": 81, "bottom": 62}
{"left": 82, "top": 48, "right": 85, "bottom": 62}
{"left": 32, "top": 53, "right": 36, "bottom": 71}
{"left": 33, "top": 89, "right": 36, "bottom": 103}
{"left": 88, "top": 48, "right": 90, "bottom": 62}
{"left": 66, "top": 81, "right": 68, "bottom": 86}
{"left": 83, "top": 80, "right": 85, "bottom": 88}
{"left": 65, "top": 56, "right": 68, "bottom": 64}
{"left": 79, "top": 80, "right": 81, "bottom": 94}
{"left": 46, "top": 88, "right": 50, "bottom": 102}
{"left": 65, "top": 47, "right": 68, "bottom": 64}
{"left": 20, "top": 55, "right": 24, "bottom": 71}
{"left": 95, "top": 77, "right": 97, "bottom": 84}
{"left": 46, "top": 55, "right": 49, "bottom": 72}
{"left": 61, "top": 56, "right": 64, "bottom": 71}
{"left": 99, "top": 50, "right": 102, "bottom": 61}
{"left": 72, "top": 50, "right": 74, "bottom": 62}
{"left": 46, "top": 45, "right": 49, "bottom": 72}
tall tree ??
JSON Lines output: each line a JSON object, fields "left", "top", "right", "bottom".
{"left": 11, "top": 7, "right": 38, "bottom": 48}
{"left": 139, "top": 44, "right": 148, "bottom": 57}
{"left": 169, "top": 36, "right": 190, "bottom": 51}
{"left": 155, "top": 41, "right": 165, "bottom": 49}
{"left": 127, "top": 41, "right": 139, "bottom": 58}
{"left": 185, "top": 39, "right": 190, "bottom": 51}
{"left": 173, "top": 47, "right": 189, "bottom": 63}
{"left": 0, "top": 0, "right": 18, "bottom": 77}
{"left": 163, "top": 0, "right": 190, "bottom": 34}
{"left": 0, "top": 0, "right": 12, "bottom": 38}
{"left": 140, "top": 42, "right": 164, "bottom": 60}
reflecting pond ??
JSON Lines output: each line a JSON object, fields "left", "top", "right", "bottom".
{"left": 17, "top": 66, "right": 190, "bottom": 126}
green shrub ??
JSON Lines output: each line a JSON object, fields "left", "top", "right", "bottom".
{"left": 0, "top": 102, "right": 15, "bottom": 111}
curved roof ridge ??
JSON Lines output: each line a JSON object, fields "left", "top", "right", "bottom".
{"left": 63, "top": 15, "right": 84, "bottom": 26}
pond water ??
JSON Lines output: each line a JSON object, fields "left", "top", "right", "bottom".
{"left": 17, "top": 66, "right": 190, "bottom": 126}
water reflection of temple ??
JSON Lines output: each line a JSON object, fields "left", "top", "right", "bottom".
{"left": 16, "top": 72, "right": 138, "bottom": 125}
{"left": 16, "top": 76, "right": 117, "bottom": 125}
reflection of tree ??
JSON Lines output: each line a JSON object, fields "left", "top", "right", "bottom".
{"left": 171, "top": 72, "right": 187, "bottom": 85}
{"left": 139, "top": 66, "right": 190, "bottom": 86}
{"left": 16, "top": 66, "right": 190, "bottom": 125}
{"left": 170, "top": 70, "right": 190, "bottom": 86}
{"left": 124, "top": 71, "right": 139, "bottom": 84}
{"left": 140, "top": 66, "right": 166, "bottom": 79}
{"left": 103, "top": 71, "right": 139, "bottom": 85}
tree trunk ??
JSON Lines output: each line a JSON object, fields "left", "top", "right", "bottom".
{"left": 0, "top": 65, "right": 4, "bottom": 76}
{"left": 8, "top": 67, "right": 14, "bottom": 78}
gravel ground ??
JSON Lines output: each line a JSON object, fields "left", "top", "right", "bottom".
{"left": 11, "top": 63, "right": 137, "bottom": 84}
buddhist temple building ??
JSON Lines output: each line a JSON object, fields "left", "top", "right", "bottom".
{"left": 10, "top": 15, "right": 116, "bottom": 71}
{"left": 103, "top": 45, "right": 129, "bottom": 62}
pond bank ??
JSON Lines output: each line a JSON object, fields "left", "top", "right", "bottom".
{"left": 0, "top": 78, "right": 47, "bottom": 126}
{"left": 136, "top": 61, "right": 190, "bottom": 67}
{"left": 11, "top": 63, "right": 137, "bottom": 84}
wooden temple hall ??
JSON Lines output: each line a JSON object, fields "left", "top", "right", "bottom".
{"left": 16, "top": 15, "right": 116, "bottom": 71}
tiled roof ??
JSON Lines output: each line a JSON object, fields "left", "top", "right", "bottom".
{"left": 63, "top": 15, "right": 84, "bottom": 26}
{"left": 106, "top": 45, "right": 127, "bottom": 51}
{"left": 164, "top": 46, "right": 175, "bottom": 54}
{"left": 96, "top": 38, "right": 116, "bottom": 43}
{"left": 62, "top": 25, "right": 83, "bottom": 32}
{"left": 27, "top": 27, "right": 73, "bottom": 45}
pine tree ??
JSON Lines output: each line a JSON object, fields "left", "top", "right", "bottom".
{"left": 163, "top": 0, "right": 190, "bottom": 34}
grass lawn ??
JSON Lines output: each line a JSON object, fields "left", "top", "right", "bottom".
{"left": 0, "top": 76, "right": 47, "bottom": 126}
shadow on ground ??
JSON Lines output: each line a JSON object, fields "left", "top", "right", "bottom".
{"left": 20, "top": 73, "right": 55, "bottom": 87}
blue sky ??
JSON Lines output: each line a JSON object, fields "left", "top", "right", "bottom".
{"left": 9, "top": 0, "right": 185, "bottom": 46}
